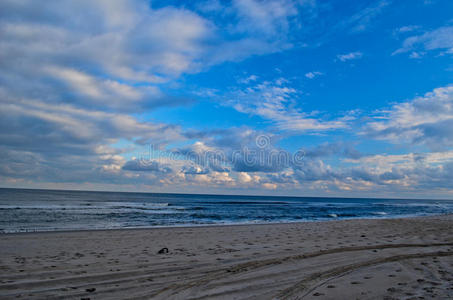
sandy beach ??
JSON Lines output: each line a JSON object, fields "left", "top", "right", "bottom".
{"left": 1, "top": 215, "right": 453, "bottom": 299}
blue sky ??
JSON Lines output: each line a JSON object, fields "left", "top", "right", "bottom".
{"left": 0, "top": 0, "right": 453, "bottom": 198}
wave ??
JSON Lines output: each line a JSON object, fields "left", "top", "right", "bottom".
{"left": 198, "top": 201, "right": 291, "bottom": 205}
{"left": 373, "top": 212, "right": 388, "bottom": 215}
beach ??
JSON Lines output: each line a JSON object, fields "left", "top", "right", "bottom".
{"left": 1, "top": 215, "right": 453, "bottom": 299}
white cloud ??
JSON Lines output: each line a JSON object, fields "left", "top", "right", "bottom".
{"left": 238, "top": 75, "right": 259, "bottom": 84}
{"left": 349, "top": 0, "right": 389, "bottom": 32}
{"left": 336, "top": 51, "right": 363, "bottom": 62}
{"left": 0, "top": 0, "right": 303, "bottom": 114}
{"left": 409, "top": 51, "right": 424, "bottom": 59}
{"left": 0, "top": 90, "right": 184, "bottom": 153}
{"left": 0, "top": 0, "right": 213, "bottom": 82}
{"left": 346, "top": 151, "right": 453, "bottom": 171}
{"left": 393, "top": 25, "right": 453, "bottom": 56}
{"left": 394, "top": 25, "right": 420, "bottom": 35}
{"left": 44, "top": 66, "right": 164, "bottom": 110}
{"left": 331, "top": 0, "right": 390, "bottom": 34}
{"left": 232, "top": 0, "right": 301, "bottom": 36}
{"left": 228, "top": 79, "right": 351, "bottom": 131}
{"left": 364, "top": 85, "right": 453, "bottom": 149}
{"left": 305, "top": 71, "right": 323, "bottom": 79}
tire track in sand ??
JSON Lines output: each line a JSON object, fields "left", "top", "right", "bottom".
{"left": 149, "top": 242, "right": 453, "bottom": 299}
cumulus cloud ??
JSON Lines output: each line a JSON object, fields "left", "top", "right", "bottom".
{"left": 0, "top": 0, "right": 309, "bottom": 189}
{"left": 0, "top": 88, "right": 184, "bottom": 187}
{"left": 1, "top": 0, "right": 453, "bottom": 197}
{"left": 364, "top": 85, "right": 453, "bottom": 149}
{"left": 181, "top": 165, "right": 210, "bottom": 175}
{"left": 172, "top": 130, "right": 292, "bottom": 173}
{"left": 122, "top": 159, "right": 172, "bottom": 173}
{"left": 343, "top": 150, "right": 453, "bottom": 190}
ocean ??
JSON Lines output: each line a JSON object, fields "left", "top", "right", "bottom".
{"left": 1, "top": 188, "right": 452, "bottom": 233}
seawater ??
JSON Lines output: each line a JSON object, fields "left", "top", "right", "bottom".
{"left": 1, "top": 188, "right": 452, "bottom": 233}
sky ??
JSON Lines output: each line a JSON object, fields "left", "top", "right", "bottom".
{"left": 0, "top": 0, "right": 453, "bottom": 199}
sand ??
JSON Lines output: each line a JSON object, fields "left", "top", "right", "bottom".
{"left": 1, "top": 215, "right": 453, "bottom": 299}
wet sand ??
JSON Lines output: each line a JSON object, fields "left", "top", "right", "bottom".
{"left": 1, "top": 215, "right": 453, "bottom": 299}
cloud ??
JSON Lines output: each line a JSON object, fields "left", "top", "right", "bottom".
{"left": 303, "top": 142, "right": 363, "bottom": 159}
{"left": 305, "top": 71, "right": 323, "bottom": 79}
{"left": 314, "top": 0, "right": 390, "bottom": 39}
{"left": 173, "top": 130, "right": 287, "bottom": 173}
{"left": 238, "top": 74, "right": 259, "bottom": 84}
{"left": 169, "top": 128, "right": 309, "bottom": 174}
{"left": 364, "top": 85, "right": 453, "bottom": 149}
{"left": 1, "top": 0, "right": 453, "bottom": 198}
{"left": 336, "top": 51, "right": 363, "bottom": 62}
{"left": 181, "top": 165, "right": 210, "bottom": 175}
{"left": 0, "top": 0, "right": 312, "bottom": 189}
{"left": 345, "top": 0, "right": 390, "bottom": 33}
{"left": 393, "top": 25, "right": 453, "bottom": 56}
{"left": 122, "top": 159, "right": 172, "bottom": 173}
{"left": 343, "top": 150, "right": 453, "bottom": 190}
{"left": 394, "top": 25, "right": 420, "bottom": 35}
{"left": 0, "top": 1, "right": 213, "bottom": 81}
{"left": 409, "top": 51, "right": 424, "bottom": 59}
{"left": 0, "top": 88, "right": 184, "bottom": 186}
{"left": 0, "top": 0, "right": 305, "bottom": 115}
{"left": 0, "top": 0, "right": 217, "bottom": 118}
{"left": 227, "top": 78, "right": 351, "bottom": 131}
{"left": 232, "top": 0, "right": 303, "bottom": 36}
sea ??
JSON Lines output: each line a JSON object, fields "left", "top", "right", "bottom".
{"left": 1, "top": 188, "right": 453, "bottom": 233}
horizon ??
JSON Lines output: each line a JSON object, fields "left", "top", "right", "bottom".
{"left": 1, "top": 186, "right": 452, "bottom": 202}
{"left": 1, "top": 0, "right": 453, "bottom": 199}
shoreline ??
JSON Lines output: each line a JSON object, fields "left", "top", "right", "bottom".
{"left": 2, "top": 212, "right": 452, "bottom": 235}
{"left": 1, "top": 214, "right": 453, "bottom": 299}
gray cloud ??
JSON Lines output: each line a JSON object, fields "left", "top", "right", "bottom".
{"left": 122, "top": 159, "right": 172, "bottom": 173}
{"left": 181, "top": 165, "right": 210, "bottom": 175}
{"left": 1, "top": 0, "right": 453, "bottom": 198}
{"left": 0, "top": 0, "right": 309, "bottom": 189}
{"left": 303, "top": 142, "right": 363, "bottom": 159}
